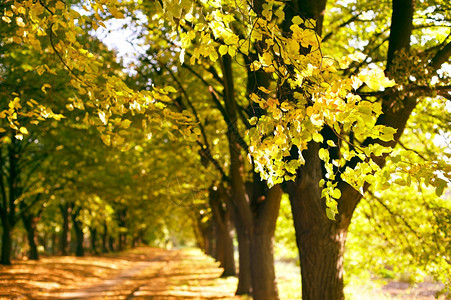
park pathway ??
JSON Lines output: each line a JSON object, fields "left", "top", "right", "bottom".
{"left": 55, "top": 248, "right": 239, "bottom": 299}
{"left": 0, "top": 247, "right": 239, "bottom": 299}
{"left": 52, "top": 248, "right": 239, "bottom": 299}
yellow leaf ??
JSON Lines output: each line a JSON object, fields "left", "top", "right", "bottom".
{"left": 66, "top": 31, "right": 76, "bottom": 43}
{"left": 36, "top": 65, "right": 45, "bottom": 76}
{"left": 250, "top": 61, "right": 262, "bottom": 71}
{"left": 275, "top": 9, "right": 285, "bottom": 20}
{"left": 292, "top": 16, "right": 303, "bottom": 25}
{"left": 98, "top": 111, "right": 108, "bottom": 125}
{"left": 330, "top": 188, "right": 341, "bottom": 199}
{"left": 219, "top": 45, "right": 228, "bottom": 56}
{"left": 41, "top": 84, "right": 51, "bottom": 94}
{"left": 121, "top": 119, "right": 132, "bottom": 129}
{"left": 227, "top": 46, "right": 237, "bottom": 57}
{"left": 109, "top": 7, "right": 125, "bottom": 19}
{"left": 55, "top": 1, "right": 65, "bottom": 10}
{"left": 16, "top": 17, "right": 26, "bottom": 27}
{"left": 12, "top": 36, "right": 21, "bottom": 44}
{"left": 327, "top": 140, "right": 336, "bottom": 147}
{"left": 163, "top": 86, "right": 177, "bottom": 93}
{"left": 359, "top": 68, "right": 396, "bottom": 91}
{"left": 258, "top": 86, "right": 271, "bottom": 94}
{"left": 19, "top": 127, "right": 28, "bottom": 135}
{"left": 101, "top": 134, "right": 111, "bottom": 146}
{"left": 2, "top": 16, "right": 11, "bottom": 24}
{"left": 209, "top": 51, "right": 219, "bottom": 61}
{"left": 379, "top": 126, "right": 397, "bottom": 142}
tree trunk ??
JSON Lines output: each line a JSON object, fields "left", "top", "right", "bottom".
{"left": 22, "top": 213, "right": 39, "bottom": 260}
{"left": 249, "top": 231, "right": 279, "bottom": 300}
{"left": 51, "top": 231, "right": 57, "bottom": 255}
{"left": 217, "top": 216, "right": 235, "bottom": 277}
{"left": 109, "top": 235, "right": 115, "bottom": 252}
{"left": 232, "top": 208, "right": 252, "bottom": 295}
{"left": 0, "top": 137, "right": 19, "bottom": 265}
{"left": 1, "top": 221, "right": 12, "bottom": 265}
{"left": 222, "top": 52, "right": 282, "bottom": 298}
{"left": 249, "top": 183, "right": 283, "bottom": 300}
{"left": 118, "top": 233, "right": 124, "bottom": 251}
{"left": 209, "top": 186, "right": 236, "bottom": 277}
{"left": 205, "top": 221, "right": 215, "bottom": 257}
{"left": 59, "top": 203, "right": 70, "bottom": 255}
{"left": 286, "top": 143, "right": 362, "bottom": 300}
{"left": 214, "top": 221, "right": 224, "bottom": 263}
{"left": 90, "top": 226, "right": 98, "bottom": 254}
{"left": 102, "top": 221, "right": 109, "bottom": 253}
{"left": 71, "top": 208, "right": 84, "bottom": 257}
{"left": 192, "top": 213, "right": 205, "bottom": 250}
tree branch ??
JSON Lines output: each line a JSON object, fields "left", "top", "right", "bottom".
{"left": 430, "top": 41, "right": 451, "bottom": 70}
{"left": 322, "top": 15, "right": 359, "bottom": 43}
{"left": 386, "top": 0, "right": 415, "bottom": 71}
{"left": 164, "top": 65, "right": 230, "bottom": 182}
{"left": 356, "top": 85, "right": 451, "bottom": 97}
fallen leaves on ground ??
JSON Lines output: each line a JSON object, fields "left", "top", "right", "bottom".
{"left": 0, "top": 247, "right": 242, "bottom": 299}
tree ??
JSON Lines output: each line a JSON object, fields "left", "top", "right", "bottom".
{"left": 2, "top": 0, "right": 450, "bottom": 299}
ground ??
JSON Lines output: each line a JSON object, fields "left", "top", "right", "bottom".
{"left": 0, "top": 247, "right": 446, "bottom": 299}
{"left": 0, "top": 247, "right": 239, "bottom": 299}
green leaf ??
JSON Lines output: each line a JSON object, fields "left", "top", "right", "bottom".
{"left": 164, "top": 86, "right": 178, "bottom": 93}
{"left": 326, "top": 208, "right": 336, "bottom": 220}
{"left": 435, "top": 178, "right": 447, "bottom": 197}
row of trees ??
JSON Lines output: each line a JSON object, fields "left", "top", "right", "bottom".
{"left": 1, "top": 0, "right": 450, "bottom": 299}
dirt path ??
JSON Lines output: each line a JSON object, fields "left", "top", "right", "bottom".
{"left": 0, "top": 247, "right": 239, "bottom": 299}
{"left": 56, "top": 256, "right": 166, "bottom": 299}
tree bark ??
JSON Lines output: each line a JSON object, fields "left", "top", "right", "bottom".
{"left": 0, "top": 136, "right": 19, "bottom": 265}
{"left": 117, "top": 209, "right": 127, "bottom": 251}
{"left": 59, "top": 203, "right": 70, "bottom": 256}
{"left": 22, "top": 213, "right": 39, "bottom": 260}
{"left": 214, "top": 221, "right": 224, "bottom": 264}
{"left": 386, "top": 0, "right": 414, "bottom": 71}
{"left": 102, "top": 221, "right": 109, "bottom": 253}
{"left": 205, "top": 221, "right": 215, "bottom": 257}
{"left": 71, "top": 207, "right": 84, "bottom": 257}
{"left": 232, "top": 205, "right": 252, "bottom": 295}
{"left": 51, "top": 231, "right": 57, "bottom": 255}
{"left": 222, "top": 53, "right": 282, "bottom": 298}
{"left": 249, "top": 184, "right": 283, "bottom": 300}
{"left": 209, "top": 186, "right": 236, "bottom": 277}
{"left": 286, "top": 142, "right": 360, "bottom": 300}
{"left": 90, "top": 226, "right": 98, "bottom": 254}
{"left": 1, "top": 221, "right": 12, "bottom": 265}
{"left": 108, "top": 235, "right": 115, "bottom": 252}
